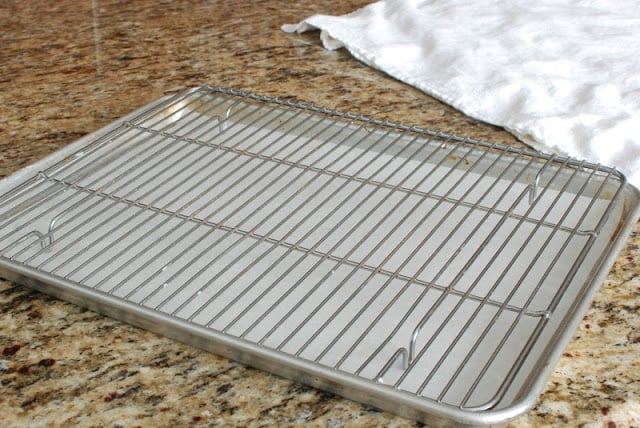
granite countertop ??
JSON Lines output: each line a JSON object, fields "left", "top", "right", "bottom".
{"left": 1, "top": 1, "right": 638, "bottom": 426}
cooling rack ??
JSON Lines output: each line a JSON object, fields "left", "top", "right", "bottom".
{"left": 0, "top": 87, "right": 638, "bottom": 426}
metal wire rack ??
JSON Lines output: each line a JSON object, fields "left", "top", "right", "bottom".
{"left": 0, "top": 87, "right": 637, "bottom": 426}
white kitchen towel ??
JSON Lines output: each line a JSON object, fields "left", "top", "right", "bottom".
{"left": 282, "top": 0, "right": 640, "bottom": 189}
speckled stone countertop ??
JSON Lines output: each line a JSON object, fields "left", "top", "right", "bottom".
{"left": 1, "top": 1, "right": 638, "bottom": 426}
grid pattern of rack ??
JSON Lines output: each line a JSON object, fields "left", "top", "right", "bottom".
{"left": 0, "top": 87, "right": 632, "bottom": 422}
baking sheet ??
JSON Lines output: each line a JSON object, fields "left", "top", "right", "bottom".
{"left": 0, "top": 87, "right": 638, "bottom": 426}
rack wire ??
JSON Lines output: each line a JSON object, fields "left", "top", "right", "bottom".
{"left": 0, "top": 87, "right": 637, "bottom": 425}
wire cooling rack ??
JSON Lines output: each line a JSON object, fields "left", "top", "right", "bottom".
{"left": 0, "top": 87, "right": 638, "bottom": 426}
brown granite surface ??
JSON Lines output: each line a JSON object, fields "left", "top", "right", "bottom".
{"left": 0, "top": 1, "right": 638, "bottom": 426}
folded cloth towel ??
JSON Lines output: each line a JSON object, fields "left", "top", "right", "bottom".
{"left": 283, "top": 0, "right": 640, "bottom": 189}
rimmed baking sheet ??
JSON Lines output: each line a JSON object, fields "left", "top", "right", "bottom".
{"left": 0, "top": 86, "right": 638, "bottom": 426}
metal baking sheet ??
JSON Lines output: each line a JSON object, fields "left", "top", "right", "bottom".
{"left": 0, "top": 86, "right": 638, "bottom": 426}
